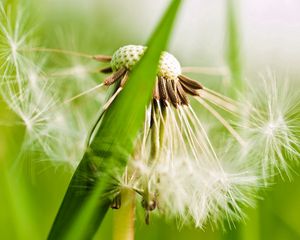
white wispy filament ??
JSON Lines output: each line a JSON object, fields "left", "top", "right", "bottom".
{"left": 240, "top": 72, "right": 300, "bottom": 181}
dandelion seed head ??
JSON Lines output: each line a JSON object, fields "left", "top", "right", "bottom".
{"left": 100, "top": 43, "right": 261, "bottom": 227}
{"left": 111, "top": 45, "right": 181, "bottom": 81}
{"left": 158, "top": 51, "right": 181, "bottom": 80}
{"left": 111, "top": 45, "right": 145, "bottom": 71}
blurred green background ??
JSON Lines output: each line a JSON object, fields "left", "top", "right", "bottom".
{"left": 1, "top": 0, "right": 300, "bottom": 239}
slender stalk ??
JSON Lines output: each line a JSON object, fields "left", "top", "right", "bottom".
{"left": 159, "top": 106, "right": 167, "bottom": 154}
{"left": 20, "top": 47, "right": 94, "bottom": 59}
{"left": 223, "top": 1, "right": 244, "bottom": 239}
{"left": 113, "top": 189, "right": 136, "bottom": 240}
{"left": 241, "top": 206, "right": 260, "bottom": 240}
{"left": 150, "top": 103, "right": 159, "bottom": 160}
{"left": 226, "top": 0, "right": 243, "bottom": 96}
{"left": 150, "top": 101, "right": 167, "bottom": 161}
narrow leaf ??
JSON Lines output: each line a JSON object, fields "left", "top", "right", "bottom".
{"left": 48, "top": 1, "right": 182, "bottom": 239}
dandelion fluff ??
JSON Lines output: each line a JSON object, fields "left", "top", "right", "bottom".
{"left": 124, "top": 102, "right": 258, "bottom": 228}
{"left": 241, "top": 72, "right": 300, "bottom": 180}
{"left": 0, "top": 4, "right": 104, "bottom": 167}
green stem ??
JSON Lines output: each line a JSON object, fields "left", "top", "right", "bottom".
{"left": 223, "top": 1, "right": 244, "bottom": 239}
{"left": 226, "top": 0, "right": 243, "bottom": 96}
{"left": 113, "top": 189, "right": 136, "bottom": 240}
{"left": 240, "top": 206, "right": 260, "bottom": 240}
{"left": 150, "top": 117, "right": 159, "bottom": 160}
{"left": 150, "top": 102, "right": 166, "bottom": 161}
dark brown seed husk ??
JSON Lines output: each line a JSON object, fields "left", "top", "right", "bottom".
{"left": 93, "top": 55, "right": 112, "bottom": 62}
{"left": 153, "top": 78, "right": 160, "bottom": 100}
{"left": 180, "top": 81, "right": 200, "bottom": 96}
{"left": 176, "top": 81, "right": 189, "bottom": 105}
{"left": 158, "top": 77, "right": 168, "bottom": 101}
{"left": 166, "top": 80, "right": 179, "bottom": 107}
{"left": 104, "top": 67, "right": 126, "bottom": 86}
{"left": 178, "top": 74, "right": 203, "bottom": 89}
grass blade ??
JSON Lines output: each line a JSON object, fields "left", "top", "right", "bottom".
{"left": 48, "top": 1, "right": 182, "bottom": 239}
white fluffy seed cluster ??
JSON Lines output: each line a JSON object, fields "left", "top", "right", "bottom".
{"left": 111, "top": 45, "right": 182, "bottom": 81}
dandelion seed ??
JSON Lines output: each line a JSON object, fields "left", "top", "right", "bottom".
{"left": 240, "top": 72, "right": 300, "bottom": 181}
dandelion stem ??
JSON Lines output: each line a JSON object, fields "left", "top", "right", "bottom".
{"left": 150, "top": 101, "right": 166, "bottom": 161}
{"left": 181, "top": 66, "right": 229, "bottom": 76}
{"left": 159, "top": 106, "right": 167, "bottom": 151}
{"left": 103, "top": 87, "right": 123, "bottom": 111}
{"left": 63, "top": 83, "right": 105, "bottom": 104}
{"left": 226, "top": 0, "right": 243, "bottom": 94}
{"left": 196, "top": 97, "right": 246, "bottom": 146}
{"left": 150, "top": 104, "right": 159, "bottom": 160}
{"left": 200, "top": 89, "right": 239, "bottom": 114}
{"left": 20, "top": 47, "right": 94, "bottom": 59}
{"left": 150, "top": 123, "right": 159, "bottom": 160}
{"left": 113, "top": 189, "right": 136, "bottom": 240}
{"left": 47, "top": 67, "right": 102, "bottom": 77}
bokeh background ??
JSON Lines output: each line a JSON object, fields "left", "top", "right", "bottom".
{"left": 1, "top": 0, "right": 300, "bottom": 239}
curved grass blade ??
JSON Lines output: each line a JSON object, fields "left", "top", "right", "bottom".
{"left": 48, "top": 1, "right": 182, "bottom": 239}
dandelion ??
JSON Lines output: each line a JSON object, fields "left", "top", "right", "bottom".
{"left": 92, "top": 45, "right": 258, "bottom": 227}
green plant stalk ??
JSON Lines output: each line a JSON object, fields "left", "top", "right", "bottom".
{"left": 223, "top": 1, "right": 244, "bottom": 239}
{"left": 159, "top": 107, "right": 167, "bottom": 153}
{"left": 241, "top": 206, "right": 260, "bottom": 240}
{"left": 144, "top": 104, "right": 166, "bottom": 221}
{"left": 150, "top": 118, "right": 159, "bottom": 160}
{"left": 226, "top": 0, "right": 243, "bottom": 95}
{"left": 113, "top": 189, "right": 136, "bottom": 240}
{"left": 48, "top": 1, "right": 182, "bottom": 239}
{"left": 150, "top": 102, "right": 167, "bottom": 161}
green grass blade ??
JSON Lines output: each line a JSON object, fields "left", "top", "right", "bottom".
{"left": 223, "top": 1, "right": 243, "bottom": 239}
{"left": 48, "top": 1, "right": 182, "bottom": 239}
{"left": 226, "top": 0, "right": 243, "bottom": 94}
